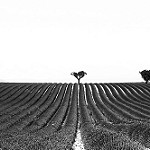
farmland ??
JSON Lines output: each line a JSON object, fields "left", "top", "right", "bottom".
{"left": 0, "top": 82, "right": 150, "bottom": 149}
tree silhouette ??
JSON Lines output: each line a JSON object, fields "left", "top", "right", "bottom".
{"left": 139, "top": 70, "right": 150, "bottom": 84}
{"left": 71, "top": 71, "right": 87, "bottom": 84}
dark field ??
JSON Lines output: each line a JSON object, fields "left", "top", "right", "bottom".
{"left": 0, "top": 82, "right": 150, "bottom": 149}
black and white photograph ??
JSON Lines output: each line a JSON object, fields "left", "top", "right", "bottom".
{"left": 0, "top": 0, "right": 150, "bottom": 149}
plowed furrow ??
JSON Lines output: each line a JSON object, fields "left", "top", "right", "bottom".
{"left": 0, "top": 84, "right": 32, "bottom": 111}
{"left": 0, "top": 84, "right": 25, "bottom": 103}
{"left": 101, "top": 84, "right": 150, "bottom": 119}
{"left": 96, "top": 84, "right": 140, "bottom": 121}
{"left": 0, "top": 84, "right": 17, "bottom": 98}
{"left": 41, "top": 84, "right": 73, "bottom": 133}
{"left": 118, "top": 83, "right": 150, "bottom": 104}
{"left": 23, "top": 84, "right": 66, "bottom": 132}
{"left": 90, "top": 84, "right": 126, "bottom": 123}
{"left": 63, "top": 83, "right": 78, "bottom": 127}
{"left": 79, "top": 84, "right": 93, "bottom": 129}
{"left": 112, "top": 83, "right": 150, "bottom": 109}
{"left": 106, "top": 84, "right": 150, "bottom": 117}
{"left": 135, "top": 84, "right": 150, "bottom": 98}
{"left": 129, "top": 83, "right": 150, "bottom": 99}
{"left": 0, "top": 84, "right": 39, "bottom": 116}
{"left": 124, "top": 83, "right": 150, "bottom": 103}
{"left": 0, "top": 84, "right": 49, "bottom": 131}
{"left": 85, "top": 84, "right": 108, "bottom": 124}
{"left": 6, "top": 84, "right": 55, "bottom": 132}
{"left": 0, "top": 84, "right": 41, "bottom": 117}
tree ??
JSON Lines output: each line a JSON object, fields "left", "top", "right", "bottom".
{"left": 71, "top": 71, "right": 87, "bottom": 84}
{"left": 139, "top": 70, "right": 150, "bottom": 84}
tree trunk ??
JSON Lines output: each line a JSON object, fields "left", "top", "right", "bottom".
{"left": 78, "top": 79, "right": 80, "bottom": 84}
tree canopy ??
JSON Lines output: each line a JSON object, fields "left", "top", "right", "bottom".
{"left": 139, "top": 70, "right": 150, "bottom": 83}
{"left": 71, "top": 71, "right": 87, "bottom": 84}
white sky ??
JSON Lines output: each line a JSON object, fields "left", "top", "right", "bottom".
{"left": 0, "top": 0, "right": 150, "bottom": 83}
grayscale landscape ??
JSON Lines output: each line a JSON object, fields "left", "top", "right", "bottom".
{"left": 0, "top": 0, "right": 150, "bottom": 149}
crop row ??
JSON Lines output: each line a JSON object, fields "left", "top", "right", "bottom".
{"left": 0, "top": 82, "right": 150, "bottom": 149}
{"left": 1, "top": 82, "right": 149, "bottom": 131}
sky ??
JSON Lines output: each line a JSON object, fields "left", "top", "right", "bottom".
{"left": 0, "top": 0, "right": 150, "bottom": 83}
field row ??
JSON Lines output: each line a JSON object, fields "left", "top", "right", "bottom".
{"left": 0, "top": 82, "right": 150, "bottom": 131}
{"left": 0, "top": 82, "right": 150, "bottom": 149}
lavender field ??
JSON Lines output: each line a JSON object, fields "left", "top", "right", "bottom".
{"left": 0, "top": 82, "right": 150, "bottom": 149}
